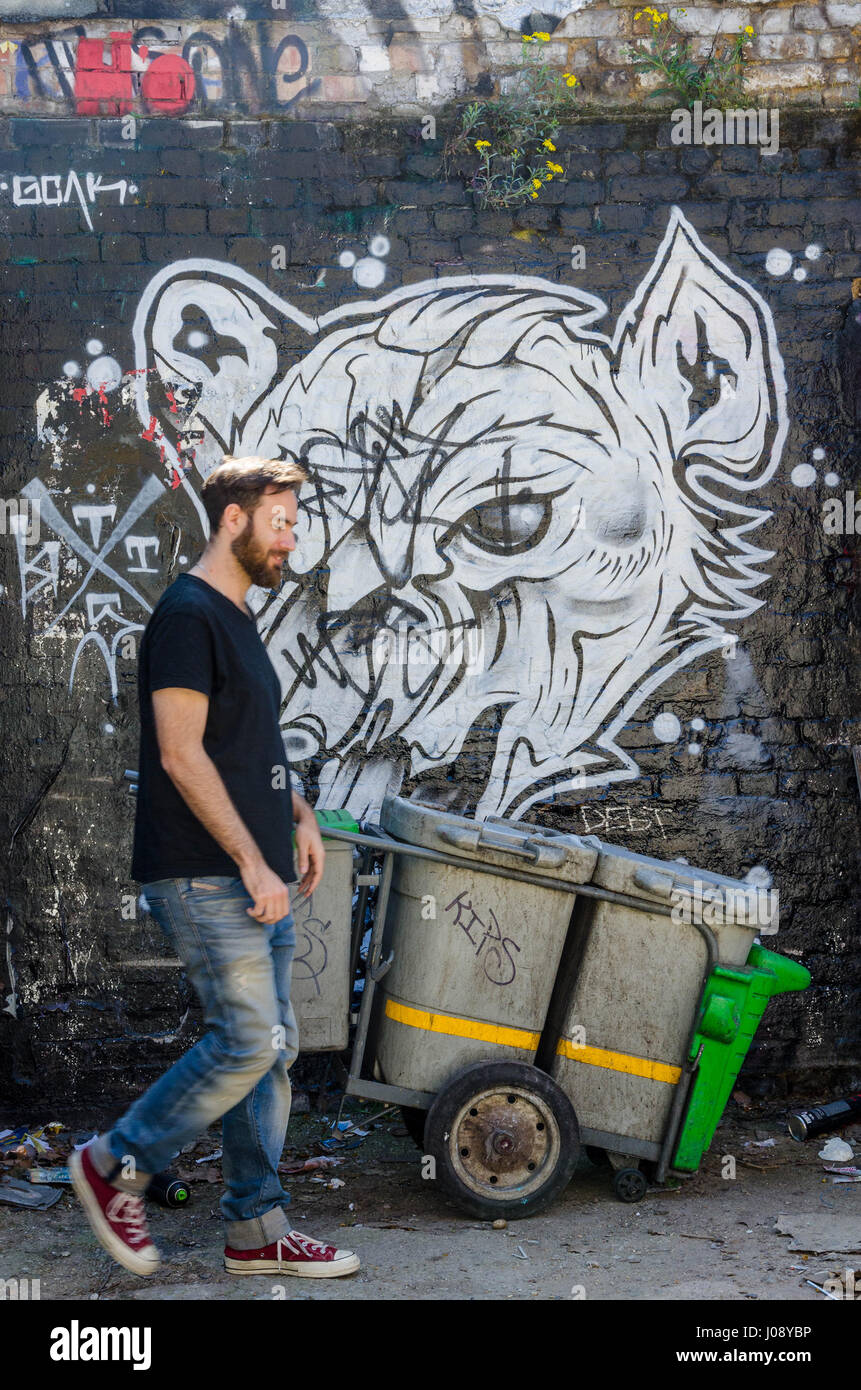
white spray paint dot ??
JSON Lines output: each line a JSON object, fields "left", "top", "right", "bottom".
{"left": 339, "top": 251, "right": 356, "bottom": 268}
{"left": 793, "top": 267, "right": 807, "bottom": 281}
{"left": 790, "top": 463, "right": 817, "bottom": 488}
{"left": 86, "top": 483, "right": 96, "bottom": 494}
{"left": 744, "top": 865, "right": 773, "bottom": 889}
{"left": 63, "top": 360, "right": 81, "bottom": 377}
{"left": 103, "top": 723, "right": 115, "bottom": 735}
{"left": 812, "top": 447, "right": 825, "bottom": 461}
{"left": 86, "top": 338, "right": 104, "bottom": 355}
{"left": 369, "top": 235, "right": 390, "bottom": 258}
{"left": 128, "top": 184, "right": 138, "bottom": 195}
{"left": 765, "top": 248, "right": 792, "bottom": 277}
{"left": 179, "top": 555, "right": 188, "bottom": 565}
{"left": 353, "top": 257, "right": 387, "bottom": 289}
{"left": 86, "top": 356, "right": 122, "bottom": 392}
{"left": 824, "top": 472, "right": 840, "bottom": 487}
{"left": 653, "top": 711, "right": 681, "bottom": 743}
{"left": 186, "top": 331, "right": 209, "bottom": 349}
{"left": 690, "top": 717, "right": 705, "bottom": 732}
{"left": 687, "top": 742, "right": 702, "bottom": 756}
{"left": 804, "top": 244, "right": 821, "bottom": 261}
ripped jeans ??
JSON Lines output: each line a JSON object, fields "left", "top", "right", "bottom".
{"left": 94, "top": 876, "right": 299, "bottom": 1250}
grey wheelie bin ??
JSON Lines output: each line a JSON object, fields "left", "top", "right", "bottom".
{"left": 547, "top": 840, "right": 781, "bottom": 1202}
{"left": 373, "top": 795, "right": 598, "bottom": 1093}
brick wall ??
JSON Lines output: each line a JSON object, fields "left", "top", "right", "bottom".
{"left": 0, "top": 4, "right": 857, "bottom": 116}
{"left": 0, "top": 106, "right": 859, "bottom": 1109}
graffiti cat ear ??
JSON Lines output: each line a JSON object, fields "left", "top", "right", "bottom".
{"left": 615, "top": 209, "right": 787, "bottom": 485}
{"left": 132, "top": 260, "right": 316, "bottom": 474}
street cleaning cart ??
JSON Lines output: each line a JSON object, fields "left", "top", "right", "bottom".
{"left": 300, "top": 797, "right": 810, "bottom": 1219}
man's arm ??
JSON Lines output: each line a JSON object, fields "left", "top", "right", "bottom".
{"left": 153, "top": 686, "right": 290, "bottom": 925}
{"left": 292, "top": 788, "right": 325, "bottom": 899}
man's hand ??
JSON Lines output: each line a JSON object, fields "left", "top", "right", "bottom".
{"left": 294, "top": 807, "right": 325, "bottom": 899}
{"left": 240, "top": 857, "right": 291, "bottom": 924}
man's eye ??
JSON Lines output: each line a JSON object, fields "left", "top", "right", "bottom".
{"left": 461, "top": 496, "right": 550, "bottom": 552}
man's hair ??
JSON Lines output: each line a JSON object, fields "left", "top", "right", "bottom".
{"left": 201, "top": 455, "right": 308, "bottom": 533}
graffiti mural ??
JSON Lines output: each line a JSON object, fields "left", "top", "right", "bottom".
{"left": 3, "top": 21, "right": 317, "bottom": 115}
{"left": 27, "top": 208, "right": 787, "bottom": 818}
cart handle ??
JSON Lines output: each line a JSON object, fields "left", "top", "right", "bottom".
{"left": 438, "top": 823, "right": 568, "bottom": 868}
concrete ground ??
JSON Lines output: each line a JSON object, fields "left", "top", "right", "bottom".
{"left": 1, "top": 1102, "right": 858, "bottom": 1301}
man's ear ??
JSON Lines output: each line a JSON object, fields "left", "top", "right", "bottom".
{"left": 132, "top": 260, "right": 317, "bottom": 478}
{"left": 614, "top": 209, "right": 788, "bottom": 490}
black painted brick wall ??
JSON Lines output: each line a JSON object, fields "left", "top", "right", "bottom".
{"left": 0, "top": 111, "right": 859, "bottom": 1111}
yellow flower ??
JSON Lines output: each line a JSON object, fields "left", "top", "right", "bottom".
{"left": 635, "top": 10, "right": 642, "bottom": 18}
{"left": 523, "top": 33, "right": 534, "bottom": 41}
{"left": 532, "top": 178, "right": 542, "bottom": 189}
{"left": 474, "top": 139, "right": 491, "bottom": 150}
{"left": 534, "top": 31, "right": 550, "bottom": 40}
{"left": 744, "top": 24, "right": 754, "bottom": 34}
{"left": 531, "top": 191, "right": 539, "bottom": 198}
{"left": 543, "top": 139, "right": 556, "bottom": 150}
{"left": 546, "top": 160, "right": 563, "bottom": 174}
{"left": 565, "top": 73, "right": 578, "bottom": 86}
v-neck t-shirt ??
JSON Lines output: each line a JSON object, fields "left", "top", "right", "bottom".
{"left": 131, "top": 573, "right": 295, "bottom": 884}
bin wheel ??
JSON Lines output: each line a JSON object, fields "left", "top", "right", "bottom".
{"left": 585, "top": 1145, "right": 610, "bottom": 1168}
{"left": 423, "top": 1061, "right": 580, "bottom": 1221}
{"left": 613, "top": 1167, "right": 648, "bottom": 1203}
{"left": 399, "top": 1106, "right": 427, "bottom": 1149}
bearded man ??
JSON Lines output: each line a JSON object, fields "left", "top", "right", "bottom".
{"left": 70, "top": 455, "right": 360, "bottom": 1281}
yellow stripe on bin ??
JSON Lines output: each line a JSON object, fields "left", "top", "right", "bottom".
{"left": 556, "top": 1037, "right": 681, "bottom": 1085}
{"left": 384, "top": 999, "right": 540, "bottom": 1051}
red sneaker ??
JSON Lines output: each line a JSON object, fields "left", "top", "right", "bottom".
{"left": 69, "top": 1142, "right": 160, "bottom": 1277}
{"left": 224, "top": 1229, "right": 360, "bottom": 1278}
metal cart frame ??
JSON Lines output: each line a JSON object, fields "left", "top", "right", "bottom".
{"left": 323, "top": 823, "right": 719, "bottom": 1185}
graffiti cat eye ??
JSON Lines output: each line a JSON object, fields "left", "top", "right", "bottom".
{"left": 461, "top": 494, "right": 550, "bottom": 552}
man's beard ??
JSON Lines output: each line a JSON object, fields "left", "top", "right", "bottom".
{"left": 231, "top": 515, "right": 280, "bottom": 589}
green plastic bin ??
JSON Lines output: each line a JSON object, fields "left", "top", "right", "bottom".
{"left": 672, "top": 943, "right": 811, "bottom": 1170}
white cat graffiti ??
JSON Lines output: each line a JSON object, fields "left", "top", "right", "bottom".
{"left": 36, "top": 208, "right": 789, "bottom": 819}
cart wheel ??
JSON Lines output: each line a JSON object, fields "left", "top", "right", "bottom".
{"left": 585, "top": 1145, "right": 610, "bottom": 1168}
{"left": 423, "top": 1061, "right": 580, "bottom": 1221}
{"left": 399, "top": 1106, "right": 427, "bottom": 1149}
{"left": 613, "top": 1167, "right": 648, "bottom": 1203}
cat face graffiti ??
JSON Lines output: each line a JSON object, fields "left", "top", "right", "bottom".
{"left": 133, "top": 209, "right": 787, "bottom": 817}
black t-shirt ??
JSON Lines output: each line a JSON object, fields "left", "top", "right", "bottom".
{"left": 131, "top": 573, "right": 295, "bottom": 884}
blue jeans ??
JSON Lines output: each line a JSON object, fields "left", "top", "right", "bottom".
{"left": 98, "top": 876, "right": 299, "bottom": 1250}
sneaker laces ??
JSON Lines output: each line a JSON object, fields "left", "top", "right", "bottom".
{"left": 276, "top": 1231, "right": 332, "bottom": 1266}
{"left": 105, "top": 1190, "right": 149, "bottom": 1242}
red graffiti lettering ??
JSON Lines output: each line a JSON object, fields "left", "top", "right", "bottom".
{"left": 141, "top": 54, "right": 195, "bottom": 115}
{"left": 75, "top": 32, "right": 133, "bottom": 116}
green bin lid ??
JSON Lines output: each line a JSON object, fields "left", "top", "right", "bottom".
{"left": 313, "top": 808, "right": 361, "bottom": 836}
{"left": 746, "top": 943, "right": 811, "bottom": 995}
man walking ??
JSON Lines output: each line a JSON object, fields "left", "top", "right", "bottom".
{"left": 71, "top": 456, "right": 360, "bottom": 1280}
